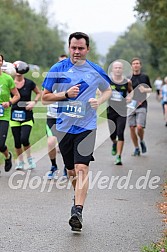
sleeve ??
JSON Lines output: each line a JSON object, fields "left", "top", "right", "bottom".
{"left": 42, "top": 65, "right": 59, "bottom": 92}
{"left": 145, "top": 75, "right": 152, "bottom": 88}
{"left": 31, "top": 80, "right": 36, "bottom": 90}
{"left": 98, "top": 69, "right": 111, "bottom": 92}
{"left": 8, "top": 75, "right": 16, "bottom": 90}
{"left": 88, "top": 61, "right": 111, "bottom": 91}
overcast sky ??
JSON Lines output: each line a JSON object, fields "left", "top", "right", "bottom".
{"left": 28, "top": 0, "right": 137, "bottom": 34}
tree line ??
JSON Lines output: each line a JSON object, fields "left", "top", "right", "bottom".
{"left": 0, "top": 0, "right": 99, "bottom": 68}
{"left": 106, "top": 0, "right": 167, "bottom": 81}
{"left": 0, "top": 0, "right": 67, "bottom": 67}
{"left": 1, "top": 0, "right": 166, "bottom": 81}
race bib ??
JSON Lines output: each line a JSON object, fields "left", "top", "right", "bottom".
{"left": 110, "top": 91, "right": 123, "bottom": 101}
{"left": 60, "top": 101, "right": 86, "bottom": 118}
{"left": 12, "top": 110, "right": 26, "bottom": 121}
{"left": 0, "top": 105, "right": 4, "bottom": 117}
{"left": 126, "top": 100, "right": 137, "bottom": 109}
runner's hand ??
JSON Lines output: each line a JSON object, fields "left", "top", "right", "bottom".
{"left": 67, "top": 84, "right": 81, "bottom": 98}
{"left": 89, "top": 98, "right": 99, "bottom": 110}
{"left": 26, "top": 101, "right": 36, "bottom": 110}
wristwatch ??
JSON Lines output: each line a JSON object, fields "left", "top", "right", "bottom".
{"left": 9, "top": 101, "right": 12, "bottom": 106}
{"left": 65, "top": 91, "right": 69, "bottom": 99}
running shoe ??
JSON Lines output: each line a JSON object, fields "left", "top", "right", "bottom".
{"left": 63, "top": 167, "right": 67, "bottom": 177}
{"left": 112, "top": 143, "right": 117, "bottom": 156}
{"left": 62, "top": 167, "right": 68, "bottom": 179}
{"left": 4, "top": 152, "right": 12, "bottom": 172}
{"left": 71, "top": 205, "right": 76, "bottom": 216}
{"left": 47, "top": 165, "right": 58, "bottom": 180}
{"left": 15, "top": 161, "right": 25, "bottom": 170}
{"left": 27, "top": 157, "right": 36, "bottom": 169}
{"left": 140, "top": 141, "right": 147, "bottom": 153}
{"left": 60, "top": 167, "right": 68, "bottom": 181}
{"left": 114, "top": 155, "right": 122, "bottom": 165}
{"left": 69, "top": 207, "right": 83, "bottom": 231}
{"left": 132, "top": 148, "right": 140, "bottom": 156}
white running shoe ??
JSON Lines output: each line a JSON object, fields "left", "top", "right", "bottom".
{"left": 15, "top": 161, "right": 25, "bottom": 170}
{"left": 27, "top": 157, "right": 36, "bottom": 169}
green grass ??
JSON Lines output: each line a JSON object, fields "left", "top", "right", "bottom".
{"left": 97, "top": 101, "right": 107, "bottom": 124}
{"left": 141, "top": 238, "right": 167, "bottom": 251}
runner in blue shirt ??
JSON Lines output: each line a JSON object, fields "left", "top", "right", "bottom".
{"left": 42, "top": 32, "right": 111, "bottom": 232}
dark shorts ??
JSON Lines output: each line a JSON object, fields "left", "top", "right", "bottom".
{"left": 56, "top": 130, "right": 96, "bottom": 170}
{"left": 156, "top": 89, "right": 160, "bottom": 95}
{"left": 46, "top": 117, "right": 57, "bottom": 137}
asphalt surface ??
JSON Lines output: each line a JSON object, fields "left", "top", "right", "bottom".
{"left": 0, "top": 93, "right": 166, "bottom": 252}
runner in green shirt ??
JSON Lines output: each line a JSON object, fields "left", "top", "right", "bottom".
{"left": 0, "top": 54, "right": 20, "bottom": 172}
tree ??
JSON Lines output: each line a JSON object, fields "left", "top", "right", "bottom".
{"left": 105, "top": 21, "right": 151, "bottom": 74}
{"left": 134, "top": 0, "right": 167, "bottom": 77}
{"left": 0, "top": 0, "right": 100, "bottom": 67}
{"left": 0, "top": 0, "right": 66, "bottom": 67}
{"left": 87, "top": 37, "right": 100, "bottom": 64}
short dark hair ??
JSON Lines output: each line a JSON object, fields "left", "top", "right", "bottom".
{"left": 68, "top": 32, "right": 89, "bottom": 47}
{"left": 131, "top": 57, "right": 142, "bottom": 65}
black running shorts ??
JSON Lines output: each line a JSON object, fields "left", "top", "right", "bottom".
{"left": 57, "top": 130, "right": 96, "bottom": 170}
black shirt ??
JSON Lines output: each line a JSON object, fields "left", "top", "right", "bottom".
{"left": 131, "top": 73, "right": 152, "bottom": 109}
{"left": 11, "top": 78, "right": 36, "bottom": 122}
{"left": 107, "top": 78, "right": 129, "bottom": 116}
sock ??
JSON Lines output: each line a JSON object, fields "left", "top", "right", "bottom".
{"left": 73, "top": 190, "right": 75, "bottom": 205}
{"left": 51, "top": 158, "right": 56, "bottom": 167}
{"left": 75, "top": 205, "right": 83, "bottom": 213}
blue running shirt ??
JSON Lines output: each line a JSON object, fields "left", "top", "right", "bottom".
{"left": 42, "top": 58, "right": 111, "bottom": 134}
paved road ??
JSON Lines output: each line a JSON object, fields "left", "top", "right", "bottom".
{"left": 0, "top": 93, "right": 166, "bottom": 252}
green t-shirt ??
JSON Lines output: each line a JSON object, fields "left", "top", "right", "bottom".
{"left": 0, "top": 72, "right": 15, "bottom": 121}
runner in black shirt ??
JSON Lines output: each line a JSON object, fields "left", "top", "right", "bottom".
{"left": 128, "top": 58, "right": 152, "bottom": 156}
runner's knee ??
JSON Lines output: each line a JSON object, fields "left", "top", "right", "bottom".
{"left": 21, "top": 135, "right": 30, "bottom": 146}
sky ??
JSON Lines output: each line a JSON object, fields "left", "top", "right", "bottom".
{"left": 28, "top": 0, "right": 137, "bottom": 34}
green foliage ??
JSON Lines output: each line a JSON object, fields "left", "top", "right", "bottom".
{"left": 0, "top": 0, "right": 66, "bottom": 67}
{"left": 88, "top": 37, "right": 100, "bottom": 64}
{"left": 105, "top": 21, "right": 151, "bottom": 74}
{"left": 135, "top": 0, "right": 167, "bottom": 78}
{"left": 105, "top": 0, "right": 167, "bottom": 79}
{"left": 0, "top": 0, "right": 100, "bottom": 67}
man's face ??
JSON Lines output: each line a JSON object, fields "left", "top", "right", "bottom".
{"left": 69, "top": 37, "right": 89, "bottom": 64}
{"left": 131, "top": 60, "right": 141, "bottom": 73}
{"left": 112, "top": 62, "right": 123, "bottom": 77}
